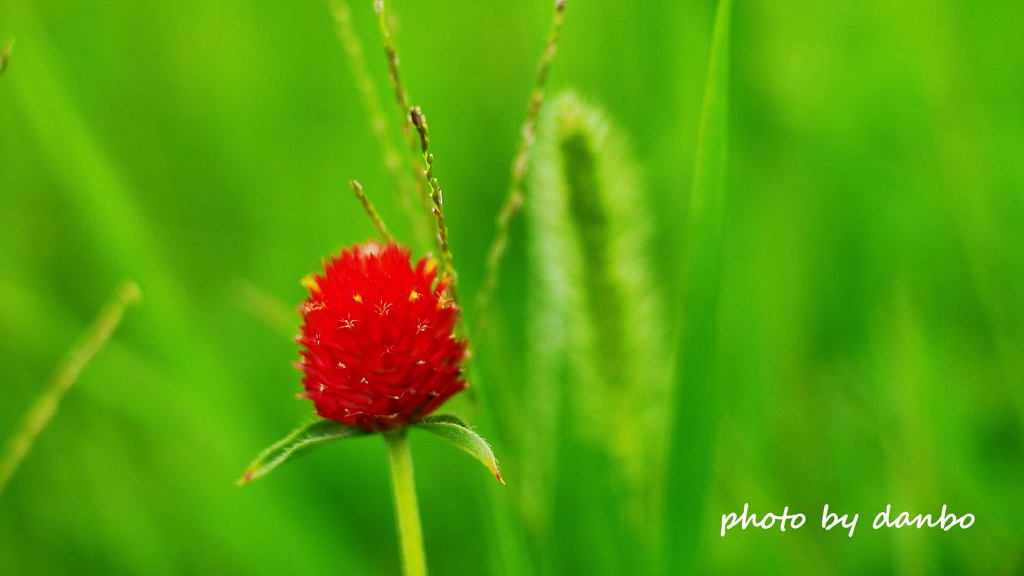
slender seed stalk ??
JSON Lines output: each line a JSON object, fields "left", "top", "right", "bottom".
{"left": 385, "top": 429, "right": 428, "bottom": 576}
{"left": 373, "top": 0, "right": 409, "bottom": 120}
{"left": 364, "top": 7, "right": 530, "bottom": 574}
{"left": 350, "top": 179, "right": 394, "bottom": 242}
{"left": 371, "top": 1, "right": 454, "bottom": 283}
{"left": 329, "top": 0, "right": 432, "bottom": 251}
{"left": 372, "top": 0, "right": 435, "bottom": 224}
{"left": 409, "top": 107, "right": 457, "bottom": 297}
{"left": 474, "top": 0, "right": 568, "bottom": 335}
{"left": 0, "top": 281, "right": 141, "bottom": 497}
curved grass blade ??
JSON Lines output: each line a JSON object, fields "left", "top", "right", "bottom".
{"left": 663, "top": 0, "right": 731, "bottom": 573}
{"left": 415, "top": 414, "right": 503, "bottom": 483}
{"left": 238, "top": 418, "right": 367, "bottom": 485}
{"left": 0, "top": 280, "right": 141, "bottom": 497}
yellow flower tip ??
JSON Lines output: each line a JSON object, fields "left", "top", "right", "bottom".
{"left": 301, "top": 274, "right": 321, "bottom": 294}
{"left": 353, "top": 293, "right": 363, "bottom": 303}
{"left": 424, "top": 258, "right": 439, "bottom": 275}
{"left": 409, "top": 290, "right": 420, "bottom": 302}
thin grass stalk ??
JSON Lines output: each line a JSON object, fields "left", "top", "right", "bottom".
{"left": 350, "top": 179, "right": 394, "bottom": 242}
{"left": 329, "top": 0, "right": 433, "bottom": 251}
{"left": 367, "top": 4, "right": 531, "bottom": 574}
{"left": 474, "top": 0, "right": 568, "bottom": 335}
{"left": 374, "top": 0, "right": 409, "bottom": 126}
{"left": 0, "top": 281, "right": 141, "bottom": 496}
{"left": 409, "top": 106, "right": 458, "bottom": 300}
{"left": 663, "top": 0, "right": 731, "bottom": 573}
{"left": 372, "top": 0, "right": 435, "bottom": 224}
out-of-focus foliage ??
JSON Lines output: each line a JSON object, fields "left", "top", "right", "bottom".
{"left": 1, "top": 0, "right": 1023, "bottom": 574}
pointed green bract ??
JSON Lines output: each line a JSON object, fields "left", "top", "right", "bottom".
{"left": 238, "top": 419, "right": 367, "bottom": 485}
{"left": 415, "top": 415, "right": 503, "bottom": 483}
{"left": 664, "top": 0, "right": 731, "bottom": 573}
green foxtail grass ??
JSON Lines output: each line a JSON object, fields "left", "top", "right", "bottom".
{"left": 523, "top": 91, "right": 671, "bottom": 576}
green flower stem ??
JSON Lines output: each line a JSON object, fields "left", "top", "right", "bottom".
{"left": 0, "top": 280, "right": 140, "bottom": 497}
{"left": 385, "top": 428, "right": 428, "bottom": 576}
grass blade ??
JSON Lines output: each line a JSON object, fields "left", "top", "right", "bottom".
{"left": 238, "top": 418, "right": 368, "bottom": 485}
{"left": 0, "top": 280, "right": 141, "bottom": 497}
{"left": 663, "top": 0, "right": 731, "bottom": 573}
{"left": 416, "top": 414, "right": 503, "bottom": 483}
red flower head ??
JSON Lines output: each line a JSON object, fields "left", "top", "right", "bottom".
{"left": 296, "top": 240, "right": 468, "bottom": 431}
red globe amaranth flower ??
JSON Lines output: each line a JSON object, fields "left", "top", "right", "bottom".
{"left": 295, "top": 240, "right": 468, "bottom": 431}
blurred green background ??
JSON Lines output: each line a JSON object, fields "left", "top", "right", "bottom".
{"left": 1, "top": 0, "right": 1023, "bottom": 574}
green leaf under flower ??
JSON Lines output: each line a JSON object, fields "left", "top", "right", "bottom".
{"left": 238, "top": 418, "right": 367, "bottom": 485}
{"left": 414, "top": 415, "right": 503, "bottom": 483}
